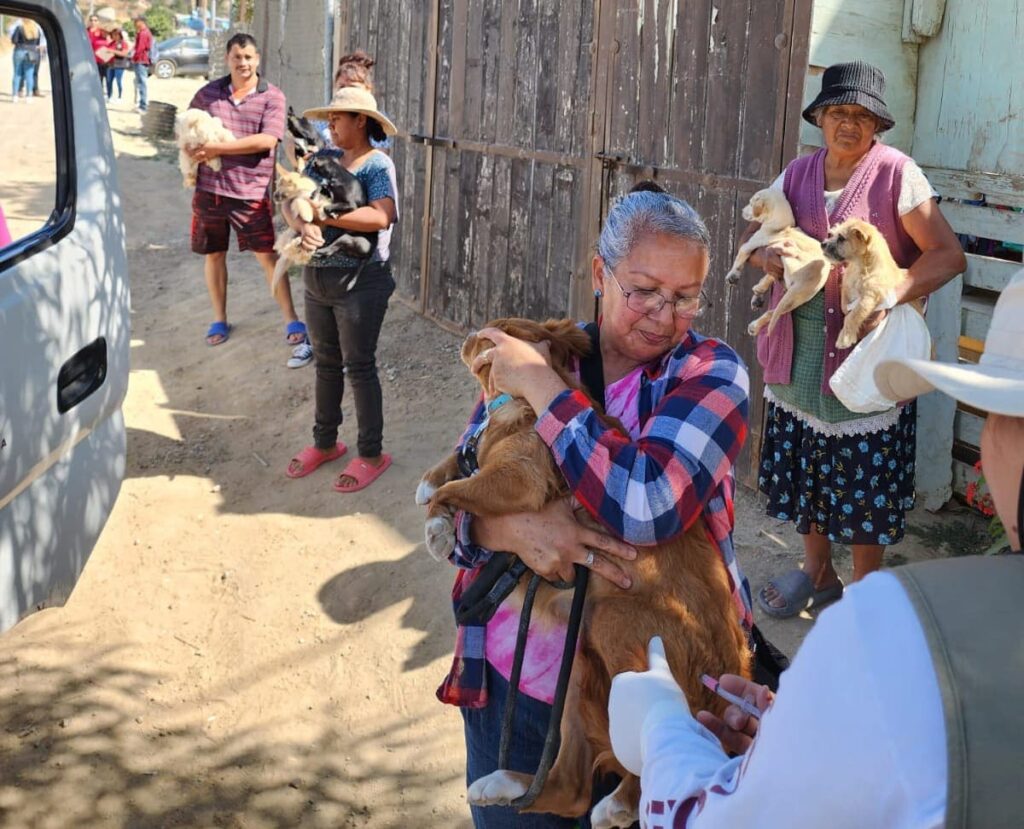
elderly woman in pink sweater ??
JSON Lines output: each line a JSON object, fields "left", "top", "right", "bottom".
{"left": 734, "top": 61, "right": 965, "bottom": 618}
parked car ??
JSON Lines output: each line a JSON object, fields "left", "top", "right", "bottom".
{"left": 1, "top": 1, "right": 130, "bottom": 630}
{"left": 152, "top": 35, "right": 210, "bottom": 79}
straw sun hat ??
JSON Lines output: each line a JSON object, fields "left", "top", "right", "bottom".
{"left": 874, "top": 269, "right": 1024, "bottom": 417}
{"left": 303, "top": 86, "right": 397, "bottom": 136}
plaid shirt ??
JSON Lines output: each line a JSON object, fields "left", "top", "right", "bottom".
{"left": 437, "top": 329, "right": 754, "bottom": 708}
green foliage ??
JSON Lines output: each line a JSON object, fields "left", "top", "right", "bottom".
{"left": 144, "top": 6, "right": 176, "bottom": 41}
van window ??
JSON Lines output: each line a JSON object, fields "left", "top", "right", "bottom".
{"left": 0, "top": 11, "right": 60, "bottom": 253}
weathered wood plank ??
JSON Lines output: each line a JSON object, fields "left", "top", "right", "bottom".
{"left": 607, "top": 0, "right": 640, "bottom": 164}
{"left": 470, "top": 152, "right": 494, "bottom": 328}
{"left": 526, "top": 164, "right": 555, "bottom": 318}
{"left": 486, "top": 155, "right": 514, "bottom": 321}
{"left": 433, "top": 0, "right": 454, "bottom": 136}
{"left": 925, "top": 166, "right": 1024, "bottom": 209}
{"left": 963, "top": 253, "right": 1022, "bottom": 293}
{"left": 954, "top": 408, "right": 985, "bottom": 450}
{"left": 739, "top": 0, "right": 786, "bottom": 182}
{"left": 941, "top": 202, "right": 1024, "bottom": 246}
{"left": 534, "top": 0, "right": 559, "bottom": 153}
{"left": 478, "top": 0, "right": 502, "bottom": 144}
{"left": 493, "top": 0, "right": 518, "bottom": 146}
{"left": 505, "top": 157, "right": 532, "bottom": 316}
{"left": 672, "top": 0, "right": 713, "bottom": 172}
{"left": 548, "top": 166, "right": 577, "bottom": 318}
{"left": 703, "top": 0, "right": 751, "bottom": 177}
{"left": 960, "top": 292, "right": 996, "bottom": 341}
{"left": 511, "top": 0, "right": 538, "bottom": 150}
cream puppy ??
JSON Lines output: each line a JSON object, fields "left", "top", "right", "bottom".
{"left": 175, "top": 108, "right": 235, "bottom": 188}
{"left": 726, "top": 188, "right": 831, "bottom": 336}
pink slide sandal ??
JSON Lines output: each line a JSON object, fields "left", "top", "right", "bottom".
{"left": 285, "top": 443, "right": 347, "bottom": 479}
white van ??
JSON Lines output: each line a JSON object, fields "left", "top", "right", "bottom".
{"left": 0, "top": 0, "right": 129, "bottom": 630}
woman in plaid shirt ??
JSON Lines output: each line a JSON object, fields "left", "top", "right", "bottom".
{"left": 437, "top": 184, "right": 754, "bottom": 828}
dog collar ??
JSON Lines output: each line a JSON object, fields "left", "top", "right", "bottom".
{"left": 487, "top": 393, "right": 512, "bottom": 414}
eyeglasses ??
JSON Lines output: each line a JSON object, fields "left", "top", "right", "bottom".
{"left": 823, "top": 108, "right": 877, "bottom": 127}
{"left": 605, "top": 268, "right": 708, "bottom": 319}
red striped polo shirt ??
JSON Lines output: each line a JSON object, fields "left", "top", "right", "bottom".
{"left": 188, "top": 74, "right": 286, "bottom": 201}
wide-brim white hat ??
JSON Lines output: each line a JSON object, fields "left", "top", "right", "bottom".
{"left": 875, "top": 269, "right": 1024, "bottom": 416}
{"left": 303, "top": 86, "right": 397, "bottom": 136}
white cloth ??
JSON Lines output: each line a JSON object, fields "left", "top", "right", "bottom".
{"left": 635, "top": 572, "right": 947, "bottom": 828}
{"left": 769, "top": 160, "right": 936, "bottom": 216}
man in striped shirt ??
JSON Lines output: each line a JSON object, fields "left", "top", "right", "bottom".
{"left": 187, "top": 33, "right": 308, "bottom": 354}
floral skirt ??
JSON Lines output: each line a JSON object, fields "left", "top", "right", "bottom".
{"left": 758, "top": 401, "right": 917, "bottom": 546}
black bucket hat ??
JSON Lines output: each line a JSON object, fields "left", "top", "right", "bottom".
{"left": 802, "top": 61, "right": 895, "bottom": 132}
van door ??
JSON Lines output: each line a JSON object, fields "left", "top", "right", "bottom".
{"left": 0, "top": 0, "right": 130, "bottom": 631}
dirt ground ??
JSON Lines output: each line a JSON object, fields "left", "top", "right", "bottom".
{"left": 0, "top": 66, "right": 981, "bottom": 828}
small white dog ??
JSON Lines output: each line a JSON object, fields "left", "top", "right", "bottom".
{"left": 176, "top": 108, "right": 235, "bottom": 188}
{"left": 726, "top": 188, "right": 831, "bottom": 336}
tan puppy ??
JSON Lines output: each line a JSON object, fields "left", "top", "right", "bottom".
{"left": 726, "top": 188, "right": 830, "bottom": 336}
{"left": 271, "top": 163, "right": 324, "bottom": 290}
{"left": 175, "top": 108, "right": 235, "bottom": 187}
{"left": 822, "top": 218, "right": 911, "bottom": 350}
{"left": 418, "top": 318, "right": 750, "bottom": 827}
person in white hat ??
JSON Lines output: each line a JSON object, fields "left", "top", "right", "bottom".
{"left": 283, "top": 85, "right": 400, "bottom": 493}
{"left": 605, "top": 271, "right": 1023, "bottom": 828}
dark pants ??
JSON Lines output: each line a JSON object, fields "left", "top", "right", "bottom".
{"left": 106, "top": 66, "right": 125, "bottom": 99}
{"left": 461, "top": 663, "right": 635, "bottom": 829}
{"left": 303, "top": 261, "right": 394, "bottom": 457}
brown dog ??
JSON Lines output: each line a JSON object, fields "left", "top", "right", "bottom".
{"left": 822, "top": 217, "right": 913, "bottom": 350}
{"left": 418, "top": 318, "right": 751, "bottom": 828}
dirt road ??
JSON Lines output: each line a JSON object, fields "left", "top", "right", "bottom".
{"left": 0, "top": 71, "right": 962, "bottom": 828}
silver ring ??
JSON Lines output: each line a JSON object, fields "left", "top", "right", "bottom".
{"left": 584, "top": 550, "right": 595, "bottom": 568}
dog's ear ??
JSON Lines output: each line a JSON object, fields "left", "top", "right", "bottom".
{"left": 849, "top": 223, "right": 869, "bottom": 244}
{"left": 541, "top": 318, "right": 592, "bottom": 369}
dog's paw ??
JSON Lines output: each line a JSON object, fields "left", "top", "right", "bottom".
{"left": 747, "top": 320, "right": 761, "bottom": 336}
{"left": 836, "top": 330, "right": 857, "bottom": 350}
{"left": 750, "top": 291, "right": 766, "bottom": 310}
{"left": 725, "top": 270, "right": 740, "bottom": 286}
{"left": 591, "top": 790, "right": 639, "bottom": 829}
{"left": 425, "top": 514, "right": 456, "bottom": 562}
{"left": 415, "top": 479, "right": 437, "bottom": 506}
{"left": 467, "top": 770, "right": 531, "bottom": 807}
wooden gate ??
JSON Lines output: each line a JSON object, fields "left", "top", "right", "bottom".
{"left": 336, "top": 0, "right": 812, "bottom": 485}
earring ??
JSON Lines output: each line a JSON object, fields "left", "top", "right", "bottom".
{"left": 594, "top": 289, "right": 603, "bottom": 298}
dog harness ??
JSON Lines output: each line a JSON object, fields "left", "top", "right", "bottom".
{"left": 456, "top": 393, "right": 512, "bottom": 479}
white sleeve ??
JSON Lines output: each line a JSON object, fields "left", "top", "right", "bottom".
{"left": 898, "top": 160, "right": 938, "bottom": 215}
{"left": 638, "top": 572, "right": 947, "bottom": 829}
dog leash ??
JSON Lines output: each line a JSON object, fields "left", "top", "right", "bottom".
{"left": 494, "top": 322, "right": 603, "bottom": 810}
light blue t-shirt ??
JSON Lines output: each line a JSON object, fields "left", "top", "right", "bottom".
{"left": 308, "top": 148, "right": 399, "bottom": 269}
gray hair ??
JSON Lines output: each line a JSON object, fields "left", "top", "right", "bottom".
{"left": 597, "top": 190, "right": 711, "bottom": 270}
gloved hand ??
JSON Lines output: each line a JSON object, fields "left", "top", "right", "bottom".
{"left": 608, "top": 636, "right": 691, "bottom": 775}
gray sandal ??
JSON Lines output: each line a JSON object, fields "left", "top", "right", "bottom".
{"left": 757, "top": 569, "right": 844, "bottom": 619}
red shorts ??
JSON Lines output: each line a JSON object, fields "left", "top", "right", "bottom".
{"left": 190, "top": 190, "right": 275, "bottom": 254}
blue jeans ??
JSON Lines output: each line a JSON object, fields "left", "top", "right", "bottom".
{"left": 134, "top": 63, "right": 148, "bottom": 110}
{"left": 461, "top": 663, "right": 633, "bottom": 829}
{"left": 12, "top": 49, "right": 37, "bottom": 97}
{"left": 105, "top": 66, "right": 125, "bottom": 99}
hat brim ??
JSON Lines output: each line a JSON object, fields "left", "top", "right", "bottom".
{"left": 802, "top": 89, "right": 896, "bottom": 132}
{"left": 874, "top": 358, "right": 1024, "bottom": 417}
{"left": 302, "top": 105, "right": 397, "bottom": 136}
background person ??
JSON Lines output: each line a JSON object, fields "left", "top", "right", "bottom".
{"left": 434, "top": 185, "right": 753, "bottom": 827}
{"left": 130, "top": 16, "right": 152, "bottom": 113}
{"left": 283, "top": 86, "right": 399, "bottom": 493}
{"left": 734, "top": 61, "right": 966, "bottom": 618}
{"left": 607, "top": 269, "right": 1024, "bottom": 828}
{"left": 104, "top": 27, "right": 131, "bottom": 103}
{"left": 87, "top": 16, "right": 112, "bottom": 85}
{"left": 9, "top": 18, "right": 42, "bottom": 102}
{"left": 186, "top": 33, "right": 308, "bottom": 352}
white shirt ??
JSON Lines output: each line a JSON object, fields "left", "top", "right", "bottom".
{"left": 638, "top": 572, "right": 947, "bottom": 828}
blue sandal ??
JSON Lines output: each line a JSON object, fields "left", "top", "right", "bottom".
{"left": 205, "top": 321, "right": 231, "bottom": 346}
{"left": 757, "top": 569, "right": 844, "bottom": 619}
{"left": 285, "top": 320, "right": 308, "bottom": 345}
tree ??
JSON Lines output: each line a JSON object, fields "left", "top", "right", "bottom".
{"left": 144, "top": 6, "right": 176, "bottom": 41}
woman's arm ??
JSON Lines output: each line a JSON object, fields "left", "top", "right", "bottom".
{"left": 478, "top": 328, "right": 750, "bottom": 546}
{"left": 320, "top": 197, "right": 396, "bottom": 232}
{"left": 895, "top": 198, "right": 967, "bottom": 304}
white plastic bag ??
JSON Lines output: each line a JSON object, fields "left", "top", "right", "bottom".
{"left": 829, "top": 304, "right": 932, "bottom": 413}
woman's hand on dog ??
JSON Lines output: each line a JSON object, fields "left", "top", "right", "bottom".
{"left": 472, "top": 327, "right": 568, "bottom": 415}
{"left": 695, "top": 675, "right": 774, "bottom": 755}
{"left": 749, "top": 245, "right": 786, "bottom": 279}
{"left": 299, "top": 222, "right": 325, "bottom": 252}
{"left": 472, "top": 499, "right": 636, "bottom": 589}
